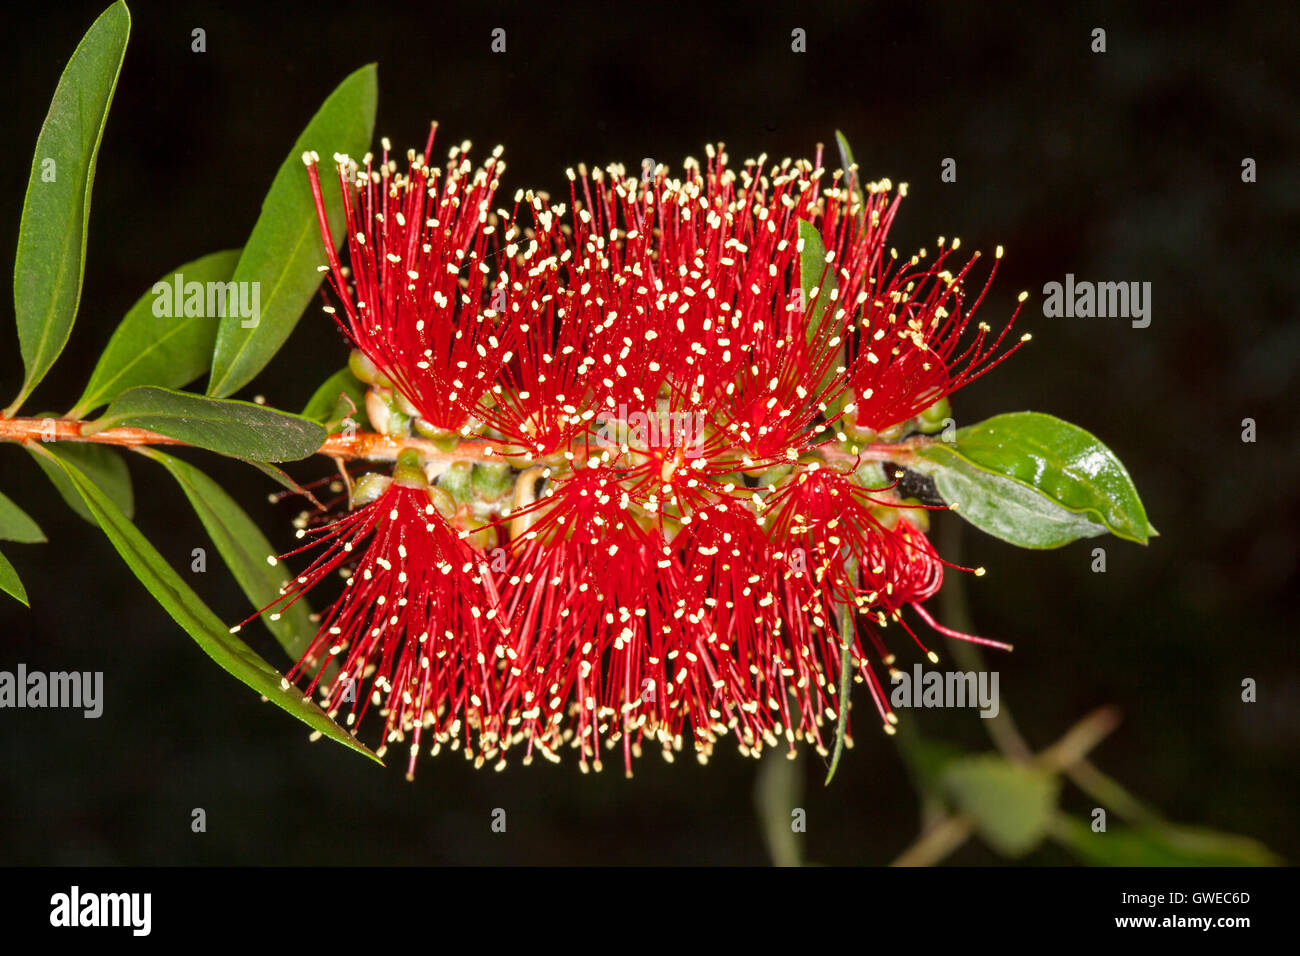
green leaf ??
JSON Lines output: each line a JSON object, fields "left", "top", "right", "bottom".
{"left": 28, "top": 441, "right": 133, "bottom": 524}
{"left": 69, "top": 249, "right": 242, "bottom": 417}
{"left": 1052, "top": 815, "right": 1281, "bottom": 866}
{"left": 0, "top": 490, "right": 46, "bottom": 543}
{"left": 301, "top": 366, "right": 370, "bottom": 431}
{"left": 798, "top": 219, "right": 846, "bottom": 412}
{"left": 911, "top": 412, "right": 1154, "bottom": 548}
{"left": 797, "top": 219, "right": 838, "bottom": 344}
{"left": 6, "top": 2, "right": 131, "bottom": 415}
{"left": 0, "top": 548, "right": 29, "bottom": 606}
{"left": 942, "top": 754, "right": 1061, "bottom": 857}
{"left": 90, "top": 387, "right": 326, "bottom": 462}
{"left": 31, "top": 444, "right": 379, "bottom": 764}
{"left": 834, "top": 129, "right": 864, "bottom": 207}
{"left": 144, "top": 450, "right": 316, "bottom": 662}
{"left": 913, "top": 446, "right": 1108, "bottom": 548}
{"left": 207, "top": 64, "right": 378, "bottom": 398}
{"left": 824, "top": 569, "right": 856, "bottom": 785}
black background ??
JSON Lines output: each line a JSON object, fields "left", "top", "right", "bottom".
{"left": 0, "top": 0, "right": 1296, "bottom": 865}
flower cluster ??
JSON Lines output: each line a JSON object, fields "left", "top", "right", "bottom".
{"left": 276, "top": 127, "right": 1028, "bottom": 777}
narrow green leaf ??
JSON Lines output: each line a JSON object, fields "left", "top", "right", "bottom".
{"left": 824, "top": 578, "right": 856, "bottom": 785}
{"left": 798, "top": 219, "right": 846, "bottom": 412}
{"left": 69, "top": 249, "right": 242, "bottom": 417}
{"left": 301, "top": 366, "right": 370, "bottom": 431}
{"left": 0, "top": 490, "right": 46, "bottom": 543}
{"left": 1052, "top": 815, "right": 1281, "bottom": 866}
{"left": 31, "top": 444, "right": 379, "bottom": 764}
{"left": 942, "top": 754, "right": 1061, "bottom": 857}
{"left": 144, "top": 450, "right": 316, "bottom": 661}
{"left": 28, "top": 441, "right": 133, "bottom": 524}
{"left": 911, "top": 412, "right": 1154, "bottom": 547}
{"left": 7, "top": 2, "right": 131, "bottom": 414}
{"left": 207, "top": 64, "right": 378, "bottom": 398}
{"left": 90, "top": 387, "right": 326, "bottom": 462}
{"left": 834, "top": 129, "right": 864, "bottom": 207}
{"left": 0, "top": 548, "right": 28, "bottom": 606}
{"left": 797, "top": 219, "right": 838, "bottom": 344}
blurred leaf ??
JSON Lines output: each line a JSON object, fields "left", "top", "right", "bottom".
{"left": 145, "top": 450, "right": 316, "bottom": 661}
{"left": 912, "top": 412, "right": 1154, "bottom": 547}
{"left": 942, "top": 754, "right": 1060, "bottom": 857}
{"left": 0, "top": 490, "right": 45, "bottom": 543}
{"left": 1053, "top": 815, "right": 1281, "bottom": 866}
{"left": 33, "top": 445, "right": 379, "bottom": 764}
{"left": 302, "top": 366, "right": 370, "bottom": 431}
{"left": 90, "top": 387, "right": 326, "bottom": 462}
{"left": 70, "top": 249, "right": 241, "bottom": 417}
{"left": 29, "top": 441, "right": 132, "bottom": 524}
{"left": 7, "top": 2, "right": 130, "bottom": 414}
{"left": 755, "top": 751, "right": 804, "bottom": 866}
{"left": 0, "top": 548, "right": 28, "bottom": 606}
{"left": 893, "top": 723, "right": 968, "bottom": 796}
{"left": 207, "top": 64, "right": 377, "bottom": 398}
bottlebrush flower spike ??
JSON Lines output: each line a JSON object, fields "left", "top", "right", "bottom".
{"left": 252, "top": 453, "right": 511, "bottom": 779}
{"left": 282, "top": 130, "right": 1031, "bottom": 776}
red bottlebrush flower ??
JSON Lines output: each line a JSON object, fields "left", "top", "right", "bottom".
{"left": 257, "top": 458, "right": 510, "bottom": 778}
{"left": 304, "top": 127, "right": 563, "bottom": 436}
{"left": 287, "top": 130, "right": 1029, "bottom": 776}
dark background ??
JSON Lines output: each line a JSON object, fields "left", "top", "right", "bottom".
{"left": 0, "top": 0, "right": 1296, "bottom": 864}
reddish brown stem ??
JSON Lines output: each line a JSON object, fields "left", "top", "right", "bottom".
{"left": 0, "top": 415, "right": 924, "bottom": 468}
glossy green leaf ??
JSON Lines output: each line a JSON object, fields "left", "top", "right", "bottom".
{"left": 0, "top": 490, "right": 45, "bottom": 543}
{"left": 89, "top": 387, "right": 326, "bottom": 462}
{"left": 911, "top": 412, "right": 1154, "bottom": 548}
{"left": 144, "top": 450, "right": 316, "bottom": 661}
{"left": 28, "top": 441, "right": 133, "bottom": 525}
{"left": 69, "top": 249, "right": 241, "bottom": 417}
{"left": 1052, "top": 815, "right": 1281, "bottom": 866}
{"left": 0, "top": 548, "right": 28, "bottom": 606}
{"left": 942, "top": 754, "right": 1061, "bottom": 857}
{"left": 6, "top": 2, "right": 130, "bottom": 415}
{"left": 301, "top": 366, "right": 370, "bottom": 431}
{"left": 32, "top": 445, "right": 379, "bottom": 764}
{"left": 913, "top": 445, "right": 1108, "bottom": 548}
{"left": 207, "top": 64, "right": 378, "bottom": 398}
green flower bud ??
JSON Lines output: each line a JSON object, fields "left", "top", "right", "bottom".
{"left": 915, "top": 396, "right": 951, "bottom": 435}
{"left": 437, "top": 461, "right": 473, "bottom": 503}
{"left": 392, "top": 449, "right": 427, "bottom": 488}
{"left": 471, "top": 463, "right": 514, "bottom": 503}
{"left": 348, "top": 349, "right": 392, "bottom": 387}
{"left": 349, "top": 472, "right": 392, "bottom": 509}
